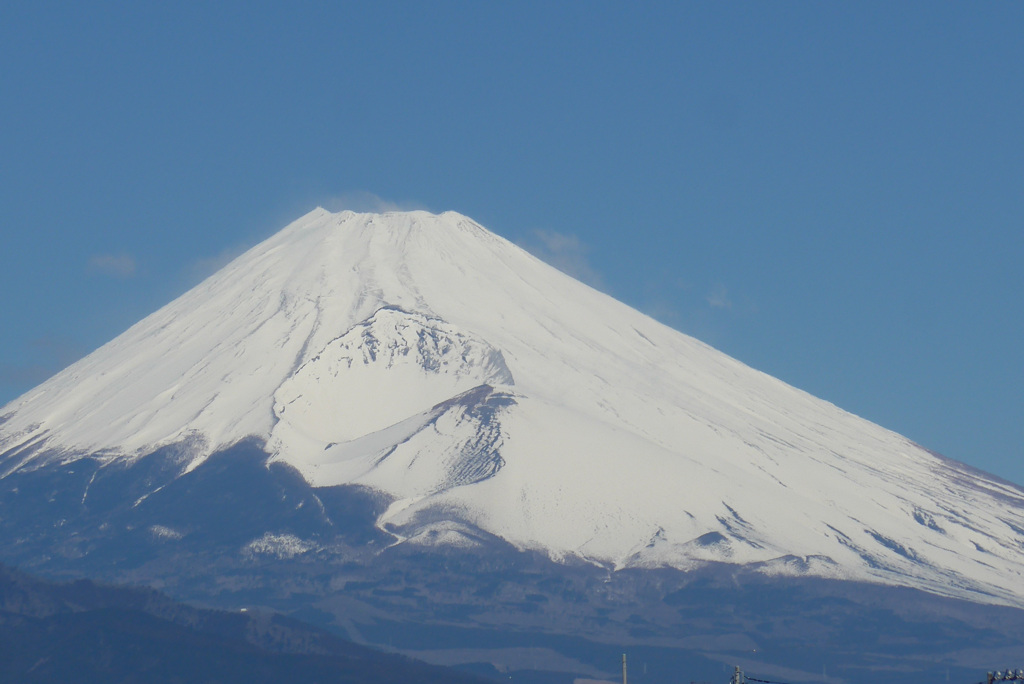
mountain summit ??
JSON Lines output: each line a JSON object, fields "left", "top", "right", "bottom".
{"left": 2, "top": 209, "right": 1023, "bottom": 608}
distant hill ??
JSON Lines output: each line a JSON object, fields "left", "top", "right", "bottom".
{"left": 0, "top": 563, "right": 490, "bottom": 684}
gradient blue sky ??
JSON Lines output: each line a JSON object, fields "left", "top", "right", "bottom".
{"left": 2, "top": 3, "right": 1022, "bottom": 483}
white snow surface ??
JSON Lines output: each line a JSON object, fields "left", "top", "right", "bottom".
{"left": 2, "top": 209, "right": 1024, "bottom": 605}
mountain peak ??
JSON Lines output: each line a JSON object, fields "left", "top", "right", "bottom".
{"left": 2, "top": 208, "right": 1024, "bottom": 607}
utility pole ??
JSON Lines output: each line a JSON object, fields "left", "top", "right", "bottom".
{"left": 731, "top": 665, "right": 743, "bottom": 684}
{"left": 622, "top": 653, "right": 627, "bottom": 684}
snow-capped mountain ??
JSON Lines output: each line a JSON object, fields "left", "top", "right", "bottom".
{"left": 2, "top": 208, "right": 1023, "bottom": 609}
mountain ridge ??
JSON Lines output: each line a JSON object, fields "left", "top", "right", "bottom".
{"left": 2, "top": 208, "right": 1023, "bottom": 609}
{"left": 0, "top": 561, "right": 491, "bottom": 684}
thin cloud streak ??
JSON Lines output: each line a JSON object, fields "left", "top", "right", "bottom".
{"left": 324, "top": 191, "right": 428, "bottom": 214}
{"left": 187, "top": 244, "right": 252, "bottom": 285}
{"left": 0, "top": 336, "right": 86, "bottom": 393}
{"left": 519, "top": 229, "right": 605, "bottom": 290}
{"left": 707, "top": 284, "right": 733, "bottom": 310}
{"left": 88, "top": 253, "right": 137, "bottom": 278}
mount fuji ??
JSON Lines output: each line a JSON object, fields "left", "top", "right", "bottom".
{"left": 3, "top": 209, "right": 1024, "bottom": 683}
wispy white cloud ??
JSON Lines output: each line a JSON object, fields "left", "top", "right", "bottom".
{"left": 88, "top": 253, "right": 137, "bottom": 278}
{"left": 707, "top": 284, "right": 733, "bottom": 310}
{"left": 323, "top": 191, "right": 428, "bottom": 214}
{"left": 186, "top": 244, "right": 251, "bottom": 284}
{"left": 519, "top": 229, "right": 604, "bottom": 290}
{"left": 0, "top": 336, "right": 85, "bottom": 389}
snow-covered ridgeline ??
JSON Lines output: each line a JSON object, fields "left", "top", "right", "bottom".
{"left": 1, "top": 209, "right": 1023, "bottom": 606}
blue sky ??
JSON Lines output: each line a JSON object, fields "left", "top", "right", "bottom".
{"left": 1, "top": 2, "right": 1022, "bottom": 483}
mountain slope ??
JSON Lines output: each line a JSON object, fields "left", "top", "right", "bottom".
{"left": 2, "top": 208, "right": 1023, "bottom": 608}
